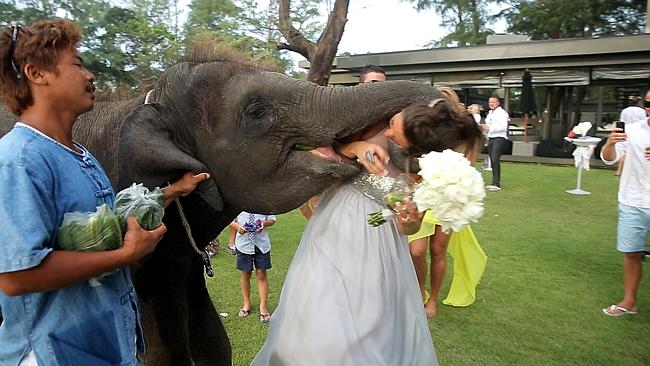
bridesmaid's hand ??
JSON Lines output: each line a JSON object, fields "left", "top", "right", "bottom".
{"left": 394, "top": 199, "right": 423, "bottom": 235}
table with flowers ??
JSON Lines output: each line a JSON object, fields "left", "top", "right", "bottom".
{"left": 563, "top": 136, "right": 602, "bottom": 195}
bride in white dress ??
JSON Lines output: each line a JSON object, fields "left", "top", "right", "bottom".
{"left": 252, "top": 99, "right": 484, "bottom": 366}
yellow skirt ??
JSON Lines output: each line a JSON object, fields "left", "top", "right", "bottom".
{"left": 409, "top": 211, "right": 487, "bottom": 307}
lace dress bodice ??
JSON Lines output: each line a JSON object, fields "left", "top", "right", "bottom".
{"left": 348, "top": 130, "right": 403, "bottom": 204}
{"left": 351, "top": 172, "right": 395, "bottom": 204}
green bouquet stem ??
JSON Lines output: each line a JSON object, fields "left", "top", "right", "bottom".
{"left": 367, "top": 209, "right": 395, "bottom": 227}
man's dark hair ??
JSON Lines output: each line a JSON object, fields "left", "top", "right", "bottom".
{"left": 627, "top": 95, "right": 641, "bottom": 106}
{"left": 0, "top": 19, "right": 81, "bottom": 115}
{"left": 359, "top": 64, "right": 385, "bottom": 80}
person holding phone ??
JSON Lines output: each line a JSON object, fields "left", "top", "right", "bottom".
{"left": 614, "top": 96, "right": 647, "bottom": 175}
{"left": 599, "top": 89, "right": 650, "bottom": 317}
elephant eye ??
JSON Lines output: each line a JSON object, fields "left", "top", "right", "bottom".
{"left": 244, "top": 97, "right": 272, "bottom": 120}
{"left": 247, "top": 104, "right": 265, "bottom": 119}
{"left": 240, "top": 96, "right": 276, "bottom": 136}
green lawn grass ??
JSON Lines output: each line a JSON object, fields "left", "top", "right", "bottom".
{"left": 205, "top": 162, "right": 650, "bottom": 366}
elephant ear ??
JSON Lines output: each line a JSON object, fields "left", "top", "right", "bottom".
{"left": 117, "top": 103, "right": 223, "bottom": 212}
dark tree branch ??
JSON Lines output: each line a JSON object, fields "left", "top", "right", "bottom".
{"left": 303, "top": 0, "right": 349, "bottom": 85}
{"left": 276, "top": 0, "right": 349, "bottom": 85}
{"left": 276, "top": 41, "right": 305, "bottom": 54}
{"left": 278, "top": 0, "right": 316, "bottom": 60}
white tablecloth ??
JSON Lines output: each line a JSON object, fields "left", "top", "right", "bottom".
{"left": 564, "top": 137, "right": 601, "bottom": 171}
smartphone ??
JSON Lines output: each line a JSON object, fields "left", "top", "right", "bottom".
{"left": 615, "top": 121, "right": 625, "bottom": 132}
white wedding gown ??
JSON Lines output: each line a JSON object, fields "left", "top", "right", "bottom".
{"left": 252, "top": 135, "right": 438, "bottom": 366}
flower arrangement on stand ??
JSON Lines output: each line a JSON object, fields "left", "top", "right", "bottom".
{"left": 567, "top": 121, "right": 593, "bottom": 139}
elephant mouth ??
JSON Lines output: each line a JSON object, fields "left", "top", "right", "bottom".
{"left": 293, "top": 144, "right": 345, "bottom": 164}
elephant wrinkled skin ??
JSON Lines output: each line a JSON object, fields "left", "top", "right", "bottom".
{"left": 0, "top": 51, "right": 442, "bottom": 365}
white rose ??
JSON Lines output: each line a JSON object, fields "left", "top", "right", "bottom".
{"left": 414, "top": 149, "right": 486, "bottom": 233}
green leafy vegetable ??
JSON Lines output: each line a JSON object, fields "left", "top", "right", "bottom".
{"left": 56, "top": 183, "right": 165, "bottom": 254}
{"left": 114, "top": 184, "right": 164, "bottom": 232}
{"left": 57, "top": 204, "right": 122, "bottom": 252}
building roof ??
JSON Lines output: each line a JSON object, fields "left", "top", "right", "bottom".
{"left": 300, "top": 34, "right": 650, "bottom": 86}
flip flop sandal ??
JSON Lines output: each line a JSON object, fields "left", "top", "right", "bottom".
{"left": 238, "top": 308, "right": 251, "bottom": 318}
{"left": 260, "top": 313, "right": 271, "bottom": 323}
{"left": 602, "top": 304, "right": 637, "bottom": 317}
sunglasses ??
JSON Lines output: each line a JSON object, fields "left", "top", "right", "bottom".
{"left": 644, "top": 100, "right": 650, "bottom": 108}
{"left": 8, "top": 25, "right": 22, "bottom": 79}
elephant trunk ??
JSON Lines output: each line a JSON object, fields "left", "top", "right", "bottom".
{"left": 311, "top": 81, "right": 442, "bottom": 139}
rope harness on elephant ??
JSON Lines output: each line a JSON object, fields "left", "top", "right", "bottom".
{"left": 145, "top": 89, "right": 214, "bottom": 277}
{"left": 173, "top": 197, "right": 214, "bottom": 277}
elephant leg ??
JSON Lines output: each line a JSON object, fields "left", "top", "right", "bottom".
{"left": 186, "top": 263, "right": 232, "bottom": 366}
{"left": 139, "top": 299, "right": 173, "bottom": 365}
{"left": 151, "top": 287, "right": 193, "bottom": 366}
{"left": 135, "top": 250, "right": 194, "bottom": 366}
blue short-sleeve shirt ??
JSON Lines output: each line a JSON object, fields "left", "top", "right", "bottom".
{"left": 0, "top": 123, "right": 144, "bottom": 366}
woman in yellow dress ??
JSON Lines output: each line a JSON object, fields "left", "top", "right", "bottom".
{"left": 409, "top": 89, "right": 487, "bottom": 318}
{"left": 409, "top": 214, "right": 487, "bottom": 317}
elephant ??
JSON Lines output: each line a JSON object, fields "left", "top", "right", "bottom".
{"left": 0, "top": 48, "right": 443, "bottom": 365}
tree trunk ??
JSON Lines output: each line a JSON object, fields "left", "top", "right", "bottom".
{"left": 469, "top": 0, "right": 480, "bottom": 43}
{"left": 277, "top": 0, "right": 350, "bottom": 86}
{"left": 455, "top": 3, "right": 466, "bottom": 46}
{"left": 573, "top": 86, "right": 586, "bottom": 126}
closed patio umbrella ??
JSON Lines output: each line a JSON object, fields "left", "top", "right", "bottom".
{"left": 520, "top": 70, "right": 536, "bottom": 143}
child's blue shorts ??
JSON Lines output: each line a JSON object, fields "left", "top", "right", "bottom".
{"left": 236, "top": 246, "right": 272, "bottom": 272}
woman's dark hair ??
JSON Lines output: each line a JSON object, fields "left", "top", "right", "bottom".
{"left": 0, "top": 19, "right": 81, "bottom": 115}
{"left": 402, "top": 99, "right": 484, "bottom": 157}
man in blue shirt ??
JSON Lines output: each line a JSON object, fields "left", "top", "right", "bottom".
{"left": 0, "top": 19, "right": 207, "bottom": 365}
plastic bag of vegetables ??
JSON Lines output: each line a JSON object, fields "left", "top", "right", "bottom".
{"left": 57, "top": 203, "right": 122, "bottom": 252}
{"left": 114, "top": 183, "right": 164, "bottom": 232}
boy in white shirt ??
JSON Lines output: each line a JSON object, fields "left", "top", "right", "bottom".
{"left": 230, "top": 212, "right": 276, "bottom": 323}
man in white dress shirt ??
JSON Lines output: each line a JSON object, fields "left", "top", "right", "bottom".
{"left": 481, "top": 96, "right": 509, "bottom": 191}
{"left": 600, "top": 89, "right": 650, "bottom": 317}
{"left": 614, "top": 96, "right": 648, "bottom": 176}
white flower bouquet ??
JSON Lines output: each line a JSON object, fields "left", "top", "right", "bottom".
{"left": 367, "top": 149, "right": 485, "bottom": 233}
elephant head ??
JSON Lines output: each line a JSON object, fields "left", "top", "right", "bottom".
{"left": 117, "top": 51, "right": 442, "bottom": 215}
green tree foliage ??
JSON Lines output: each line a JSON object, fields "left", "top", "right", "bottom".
{"left": 185, "top": 0, "right": 245, "bottom": 40}
{"left": 407, "top": 0, "right": 496, "bottom": 47}
{"left": 184, "top": 0, "right": 296, "bottom": 72}
{"left": 183, "top": 0, "right": 330, "bottom": 75}
{"left": 1, "top": 0, "right": 331, "bottom": 92}
{"left": 1, "top": 0, "right": 182, "bottom": 96}
{"left": 496, "top": 0, "right": 647, "bottom": 39}
{"left": 93, "top": 6, "right": 180, "bottom": 93}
